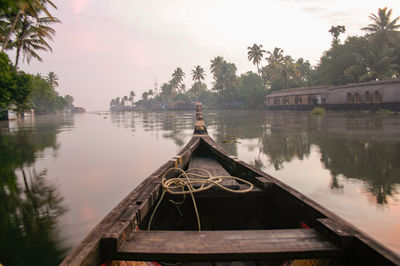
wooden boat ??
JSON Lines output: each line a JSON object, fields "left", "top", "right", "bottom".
{"left": 61, "top": 103, "right": 400, "bottom": 266}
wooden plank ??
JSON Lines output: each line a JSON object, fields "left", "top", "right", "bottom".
{"left": 316, "top": 218, "right": 354, "bottom": 250}
{"left": 188, "top": 156, "right": 240, "bottom": 190}
{"left": 254, "top": 176, "right": 274, "bottom": 191}
{"left": 114, "top": 229, "right": 341, "bottom": 261}
{"left": 194, "top": 183, "right": 263, "bottom": 198}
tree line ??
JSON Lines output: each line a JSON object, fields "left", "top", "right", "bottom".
{"left": 0, "top": 52, "right": 74, "bottom": 116}
{"left": 0, "top": 0, "right": 76, "bottom": 117}
{"left": 111, "top": 7, "right": 399, "bottom": 110}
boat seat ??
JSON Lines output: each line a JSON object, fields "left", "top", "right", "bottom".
{"left": 114, "top": 229, "right": 341, "bottom": 261}
{"left": 188, "top": 155, "right": 240, "bottom": 190}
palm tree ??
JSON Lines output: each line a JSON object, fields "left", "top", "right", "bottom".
{"left": 171, "top": 67, "right": 185, "bottom": 91}
{"left": 161, "top": 82, "right": 173, "bottom": 101}
{"left": 266, "top": 47, "right": 284, "bottom": 65}
{"left": 362, "top": 7, "right": 400, "bottom": 33}
{"left": 210, "top": 56, "right": 224, "bottom": 76}
{"left": 281, "top": 56, "right": 297, "bottom": 89}
{"left": 129, "top": 90, "right": 135, "bottom": 106}
{"left": 2, "top": 0, "right": 57, "bottom": 51}
{"left": 357, "top": 46, "right": 399, "bottom": 81}
{"left": 142, "top": 91, "right": 149, "bottom": 102}
{"left": 295, "top": 58, "right": 312, "bottom": 87}
{"left": 191, "top": 65, "right": 205, "bottom": 82}
{"left": 115, "top": 97, "right": 120, "bottom": 106}
{"left": 13, "top": 15, "right": 59, "bottom": 68}
{"left": 247, "top": 43, "right": 266, "bottom": 74}
{"left": 45, "top": 71, "right": 58, "bottom": 87}
{"left": 179, "top": 84, "right": 186, "bottom": 93}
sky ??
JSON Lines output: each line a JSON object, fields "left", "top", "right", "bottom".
{"left": 10, "top": 0, "right": 400, "bottom": 111}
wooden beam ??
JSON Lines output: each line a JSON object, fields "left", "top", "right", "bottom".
{"left": 113, "top": 229, "right": 341, "bottom": 261}
{"left": 188, "top": 156, "right": 240, "bottom": 190}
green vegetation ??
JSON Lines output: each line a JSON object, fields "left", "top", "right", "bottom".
{"left": 1, "top": 0, "right": 60, "bottom": 67}
{"left": 29, "top": 73, "right": 74, "bottom": 114}
{"left": 318, "top": 7, "right": 400, "bottom": 85}
{"left": 377, "top": 109, "right": 397, "bottom": 114}
{"left": 310, "top": 107, "right": 326, "bottom": 115}
{"left": 0, "top": 52, "right": 31, "bottom": 111}
{"left": 0, "top": 51, "right": 74, "bottom": 116}
{"left": 0, "top": 1, "right": 74, "bottom": 118}
{"left": 111, "top": 7, "right": 399, "bottom": 110}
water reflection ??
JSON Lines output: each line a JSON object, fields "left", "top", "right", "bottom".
{"left": 0, "top": 116, "right": 72, "bottom": 265}
{"left": 107, "top": 110, "right": 400, "bottom": 206}
{"left": 110, "top": 111, "right": 195, "bottom": 148}
{"left": 202, "top": 111, "right": 400, "bottom": 205}
{"left": 318, "top": 139, "right": 400, "bottom": 204}
{"left": 109, "top": 112, "right": 136, "bottom": 131}
{"left": 2, "top": 111, "right": 399, "bottom": 263}
{"left": 0, "top": 168, "right": 67, "bottom": 265}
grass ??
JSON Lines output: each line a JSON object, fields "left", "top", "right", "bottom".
{"left": 377, "top": 109, "right": 396, "bottom": 114}
{"left": 310, "top": 107, "right": 326, "bottom": 115}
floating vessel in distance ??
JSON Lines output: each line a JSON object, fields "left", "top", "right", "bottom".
{"left": 61, "top": 103, "right": 400, "bottom": 266}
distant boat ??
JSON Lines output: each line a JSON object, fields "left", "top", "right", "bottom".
{"left": 61, "top": 103, "right": 400, "bottom": 266}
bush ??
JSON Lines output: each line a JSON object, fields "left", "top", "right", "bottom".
{"left": 310, "top": 107, "right": 326, "bottom": 115}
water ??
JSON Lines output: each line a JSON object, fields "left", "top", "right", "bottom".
{"left": 0, "top": 110, "right": 399, "bottom": 264}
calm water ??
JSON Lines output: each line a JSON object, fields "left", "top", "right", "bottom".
{"left": 1, "top": 110, "right": 400, "bottom": 264}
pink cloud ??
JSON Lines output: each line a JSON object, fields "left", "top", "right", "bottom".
{"left": 72, "top": 0, "right": 93, "bottom": 13}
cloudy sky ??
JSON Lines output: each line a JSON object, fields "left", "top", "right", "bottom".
{"left": 11, "top": 0, "right": 400, "bottom": 110}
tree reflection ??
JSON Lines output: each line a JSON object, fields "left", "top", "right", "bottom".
{"left": 110, "top": 112, "right": 136, "bottom": 132}
{"left": 158, "top": 112, "right": 193, "bottom": 148}
{"left": 113, "top": 110, "right": 400, "bottom": 206}
{"left": 260, "top": 129, "right": 311, "bottom": 170}
{"left": 207, "top": 110, "right": 266, "bottom": 156}
{"left": 0, "top": 118, "right": 70, "bottom": 265}
{"left": 256, "top": 112, "right": 400, "bottom": 205}
{"left": 318, "top": 138, "right": 400, "bottom": 204}
{"left": 0, "top": 168, "right": 67, "bottom": 265}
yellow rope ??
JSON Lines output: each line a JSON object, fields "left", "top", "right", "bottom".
{"left": 147, "top": 167, "right": 254, "bottom": 231}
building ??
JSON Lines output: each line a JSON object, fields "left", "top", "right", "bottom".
{"left": 265, "top": 79, "right": 400, "bottom": 111}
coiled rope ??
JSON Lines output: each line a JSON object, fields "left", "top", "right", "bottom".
{"left": 147, "top": 167, "right": 254, "bottom": 231}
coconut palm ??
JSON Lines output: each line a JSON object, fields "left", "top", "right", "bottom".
{"left": 278, "top": 56, "right": 298, "bottom": 89}
{"left": 2, "top": 0, "right": 57, "bottom": 51}
{"left": 45, "top": 71, "right": 58, "bottom": 87}
{"left": 171, "top": 67, "right": 185, "bottom": 91}
{"left": 13, "top": 15, "right": 59, "bottom": 68}
{"left": 129, "top": 90, "right": 135, "bottom": 105}
{"left": 362, "top": 7, "right": 400, "bottom": 33}
{"left": 266, "top": 47, "right": 284, "bottom": 65}
{"left": 172, "top": 67, "right": 185, "bottom": 84}
{"left": 357, "top": 46, "right": 399, "bottom": 81}
{"left": 191, "top": 65, "right": 205, "bottom": 82}
{"left": 161, "top": 82, "right": 173, "bottom": 101}
{"left": 142, "top": 91, "right": 148, "bottom": 101}
{"left": 247, "top": 43, "right": 266, "bottom": 74}
{"left": 210, "top": 56, "right": 224, "bottom": 76}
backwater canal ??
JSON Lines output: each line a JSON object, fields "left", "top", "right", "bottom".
{"left": 1, "top": 110, "right": 399, "bottom": 265}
